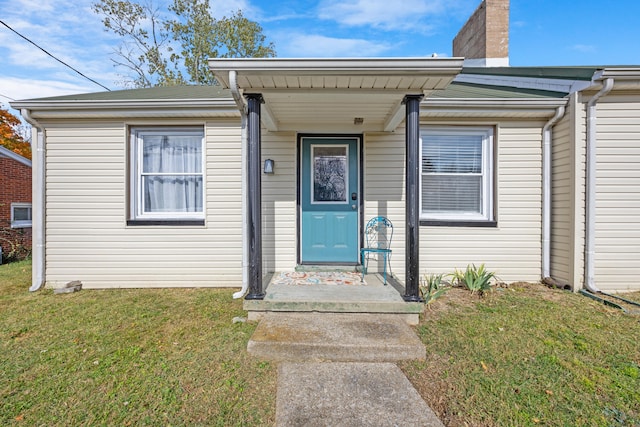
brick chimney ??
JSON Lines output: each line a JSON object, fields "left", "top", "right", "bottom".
{"left": 453, "top": 0, "right": 509, "bottom": 67}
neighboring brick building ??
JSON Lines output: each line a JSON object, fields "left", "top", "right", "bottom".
{"left": 0, "top": 145, "right": 32, "bottom": 263}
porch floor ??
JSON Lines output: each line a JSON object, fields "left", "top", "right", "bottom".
{"left": 243, "top": 272, "right": 424, "bottom": 324}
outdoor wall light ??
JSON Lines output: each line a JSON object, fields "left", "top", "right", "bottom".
{"left": 264, "top": 158, "right": 275, "bottom": 174}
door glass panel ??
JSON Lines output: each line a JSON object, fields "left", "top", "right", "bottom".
{"left": 312, "top": 145, "right": 347, "bottom": 203}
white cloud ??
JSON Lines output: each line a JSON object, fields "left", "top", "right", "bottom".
{"left": 1, "top": 76, "right": 97, "bottom": 102}
{"left": 281, "top": 33, "right": 393, "bottom": 57}
{"left": 1, "top": 1, "right": 141, "bottom": 92}
{"left": 1, "top": 4, "right": 114, "bottom": 66}
{"left": 317, "top": 0, "right": 455, "bottom": 31}
{"left": 2, "top": 76, "right": 97, "bottom": 127}
{"left": 572, "top": 44, "right": 596, "bottom": 53}
{"left": 209, "top": 0, "right": 253, "bottom": 18}
{"left": 12, "top": 0, "right": 57, "bottom": 12}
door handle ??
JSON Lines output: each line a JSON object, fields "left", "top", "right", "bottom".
{"left": 351, "top": 204, "right": 357, "bottom": 210}
{"left": 351, "top": 192, "right": 357, "bottom": 200}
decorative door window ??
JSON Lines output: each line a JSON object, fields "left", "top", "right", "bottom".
{"left": 311, "top": 145, "right": 348, "bottom": 203}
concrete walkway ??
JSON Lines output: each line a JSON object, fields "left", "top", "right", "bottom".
{"left": 248, "top": 313, "right": 444, "bottom": 426}
{"left": 277, "top": 362, "right": 444, "bottom": 427}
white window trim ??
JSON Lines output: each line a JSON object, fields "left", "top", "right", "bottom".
{"left": 129, "top": 127, "right": 205, "bottom": 221}
{"left": 11, "top": 203, "right": 32, "bottom": 228}
{"left": 420, "top": 127, "right": 494, "bottom": 222}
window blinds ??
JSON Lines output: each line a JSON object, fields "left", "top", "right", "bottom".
{"left": 422, "top": 133, "right": 484, "bottom": 215}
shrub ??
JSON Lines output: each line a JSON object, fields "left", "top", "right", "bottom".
{"left": 0, "top": 227, "right": 31, "bottom": 264}
{"left": 452, "top": 263, "right": 495, "bottom": 295}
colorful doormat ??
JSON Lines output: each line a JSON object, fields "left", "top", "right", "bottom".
{"left": 271, "top": 271, "right": 366, "bottom": 286}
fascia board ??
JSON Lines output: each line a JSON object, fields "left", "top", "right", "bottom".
{"left": 591, "top": 68, "right": 640, "bottom": 90}
{"left": 11, "top": 99, "right": 239, "bottom": 119}
{"left": 209, "top": 57, "right": 464, "bottom": 72}
{"left": 25, "top": 109, "right": 241, "bottom": 120}
{"left": 594, "top": 68, "right": 640, "bottom": 80}
{"left": 11, "top": 99, "right": 236, "bottom": 110}
{"left": 209, "top": 57, "right": 464, "bottom": 88}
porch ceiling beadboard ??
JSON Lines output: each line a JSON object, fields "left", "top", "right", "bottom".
{"left": 209, "top": 57, "right": 464, "bottom": 132}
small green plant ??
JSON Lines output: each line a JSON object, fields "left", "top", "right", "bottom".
{"left": 420, "top": 273, "right": 449, "bottom": 304}
{"left": 452, "top": 263, "right": 495, "bottom": 295}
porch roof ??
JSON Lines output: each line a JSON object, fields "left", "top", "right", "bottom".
{"left": 208, "top": 57, "right": 464, "bottom": 132}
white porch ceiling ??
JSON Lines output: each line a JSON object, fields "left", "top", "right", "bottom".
{"left": 209, "top": 58, "right": 464, "bottom": 132}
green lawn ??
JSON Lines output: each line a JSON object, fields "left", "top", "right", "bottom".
{"left": 2, "top": 260, "right": 639, "bottom": 426}
{"left": 0, "top": 260, "right": 276, "bottom": 426}
{"left": 402, "top": 285, "right": 640, "bottom": 427}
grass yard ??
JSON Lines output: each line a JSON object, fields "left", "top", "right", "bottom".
{"left": 0, "top": 260, "right": 276, "bottom": 426}
{"left": 2, "top": 260, "right": 639, "bottom": 426}
{"left": 402, "top": 284, "right": 640, "bottom": 427}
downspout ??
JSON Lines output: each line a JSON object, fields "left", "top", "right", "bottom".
{"left": 229, "top": 70, "right": 250, "bottom": 299}
{"left": 20, "top": 109, "right": 45, "bottom": 292}
{"left": 584, "top": 77, "right": 614, "bottom": 293}
{"left": 541, "top": 105, "right": 565, "bottom": 279}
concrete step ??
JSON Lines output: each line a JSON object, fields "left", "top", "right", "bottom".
{"left": 247, "top": 312, "right": 426, "bottom": 362}
{"left": 245, "top": 299, "right": 423, "bottom": 321}
{"left": 244, "top": 273, "right": 423, "bottom": 324}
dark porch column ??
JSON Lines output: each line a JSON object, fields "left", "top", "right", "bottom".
{"left": 403, "top": 95, "right": 424, "bottom": 302}
{"left": 245, "top": 93, "right": 265, "bottom": 300}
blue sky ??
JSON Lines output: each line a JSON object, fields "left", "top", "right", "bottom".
{"left": 1, "top": 0, "right": 640, "bottom": 111}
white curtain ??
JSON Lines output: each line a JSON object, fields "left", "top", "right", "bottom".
{"left": 142, "top": 135, "right": 203, "bottom": 213}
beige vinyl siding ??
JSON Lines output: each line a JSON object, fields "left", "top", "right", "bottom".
{"left": 550, "top": 93, "right": 585, "bottom": 289}
{"left": 593, "top": 94, "right": 640, "bottom": 291}
{"left": 262, "top": 130, "right": 297, "bottom": 272}
{"left": 421, "top": 122, "right": 543, "bottom": 282}
{"left": 364, "top": 122, "right": 544, "bottom": 283}
{"left": 363, "top": 130, "right": 407, "bottom": 279}
{"left": 43, "top": 120, "right": 243, "bottom": 289}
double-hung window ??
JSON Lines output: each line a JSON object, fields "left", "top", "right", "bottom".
{"left": 130, "top": 127, "right": 204, "bottom": 222}
{"left": 421, "top": 127, "right": 494, "bottom": 223}
{"left": 11, "top": 203, "right": 32, "bottom": 228}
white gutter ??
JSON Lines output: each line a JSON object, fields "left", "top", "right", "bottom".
{"left": 229, "top": 70, "right": 250, "bottom": 299}
{"left": 584, "top": 77, "right": 614, "bottom": 293}
{"left": 541, "top": 105, "right": 566, "bottom": 279}
{"left": 20, "top": 109, "right": 45, "bottom": 292}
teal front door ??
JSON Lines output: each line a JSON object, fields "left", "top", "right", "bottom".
{"left": 300, "top": 137, "right": 360, "bottom": 263}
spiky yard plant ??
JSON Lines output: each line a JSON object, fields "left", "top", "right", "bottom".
{"left": 452, "top": 263, "right": 495, "bottom": 295}
{"left": 420, "top": 273, "right": 449, "bottom": 304}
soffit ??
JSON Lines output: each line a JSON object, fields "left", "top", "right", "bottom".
{"left": 209, "top": 58, "right": 464, "bottom": 132}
